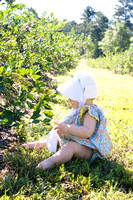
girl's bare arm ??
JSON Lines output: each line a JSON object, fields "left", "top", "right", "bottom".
{"left": 54, "top": 113, "right": 97, "bottom": 138}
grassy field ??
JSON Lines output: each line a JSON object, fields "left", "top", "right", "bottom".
{"left": 0, "top": 59, "right": 133, "bottom": 199}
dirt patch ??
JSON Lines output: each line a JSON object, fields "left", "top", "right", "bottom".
{"left": 0, "top": 126, "right": 18, "bottom": 171}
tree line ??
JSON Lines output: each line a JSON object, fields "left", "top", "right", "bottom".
{"left": 63, "top": 0, "right": 133, "bottom": 58}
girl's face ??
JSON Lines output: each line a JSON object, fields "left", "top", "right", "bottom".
{"left": 68, "top": 99, "right": 79, "bottom": 109}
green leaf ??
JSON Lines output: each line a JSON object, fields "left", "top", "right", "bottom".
{"left": 19, "top": 90, "right": 27, "bottom": 101}
{"left": 0, "top": 110, "right": 14, "bottom": 125}
{"left": 32, "top": 119, "right": 40, "bottom": 123}
{"left": 3, "top": 118, "right": 9, "bottom": 124}
{"left": 43, "top": 117, "right": 51, "bottom": 122}
{"left": 12, "top": 122, "right": 21, "bottom": 127}
{"left": 0, "top": 76, "right": 4, "bottom": 82}
{"left": 35, "top": 101, "right": 41, "bottom": 111}
{"left": 32, "top": 75, "right": 41, "bottom": 80}
{"left": 31, "top": 113, "right": 41, "bottom": 119}
{"left": 28, "top": 93, "right": 34, "bottom": 100}
{"left": 17, "top": 69, "right": 26, "bottom": 75}
{"left": 26, "top": 101, "right": 34, "bottom": 109}
{"left": 31, "top": 101, "right": 41, "bottom": 119}
{"left": 12, "top": 101, "right": 22, "bottom": 107}
{"left": 0, "top": 83, "right": 4, "bottom": 91}
{"left": 44, "top": 110, "right": 53, "bottom": 118}
{"left": 43, "top": 103, "right": 52, "bottom": 110}
{"left": 0, "top": 67, "right": 4, "bottom": 74}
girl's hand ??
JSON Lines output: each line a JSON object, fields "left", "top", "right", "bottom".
{"left": 54, "top": 122, "right": 68, "bottom": 135}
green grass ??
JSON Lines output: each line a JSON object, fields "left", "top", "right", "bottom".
{"left": 0, "top": 59, "right": 133, "bottom": 199}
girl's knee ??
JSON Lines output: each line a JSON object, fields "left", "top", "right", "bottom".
{"left": 67, "top": 142, "right": 93, "bottom": 159}
{"left": 64, "top": 141, "right": 83, "bottom": 155}
{"left": 62, "top": 142, "right": 93, "bottom": 160}
{"left": 62, "top": 141, "right": 77, "bottom": 153}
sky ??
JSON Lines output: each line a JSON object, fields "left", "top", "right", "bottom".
{"left": 13, "top": 0, "right": 119, "bottom": 23}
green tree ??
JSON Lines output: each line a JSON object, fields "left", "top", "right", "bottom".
{"left": 98, "top": 29, "right": 114, "bottom": 54}
{"left": 95, "top": 12, "right": 109, "bottom": 35}
{"left": 27, "top": 7, "right": 39, "bottom": 18}
{"left": 99, "top": 22, "right": 132, "bottom": 54}
{"left": 63, "top": 21, "right": 77, "bottom": 35}
{"left": 81, "top": 6, "right": 96, "bottom": 24}
{"left": 85, "top": 12, "right": 109, "bottom": 57}
{"left": 83, "top": 35, "right": 97, "bottom": 58}
{"left": 113, "top": 0, "right": 133, "bottom": 30}
{"left": 129, "top": 37, "right": 133, "bottom": 50}
{"left": 63, "top": 7, "right": 109, "bottom": 58}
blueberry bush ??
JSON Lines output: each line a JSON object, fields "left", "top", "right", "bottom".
{"left": 0, "top": 3, "right": 79, "bottom": 127}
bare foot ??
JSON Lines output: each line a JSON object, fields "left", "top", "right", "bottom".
{"left": 37, "top": 159, "right": 54, "bottom": 170}
{"left": 21, "top": 140, "right": 46, "bottom": 150}
{"left": 21, "top": 142, "right": 37, "bottom": 149}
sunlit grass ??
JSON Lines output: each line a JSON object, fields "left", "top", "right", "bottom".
{"left": 0, "top": 59, "right": 133, "bottom": 199}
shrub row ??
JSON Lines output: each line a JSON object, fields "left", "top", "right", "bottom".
{"left": 87, "top": 50, "right": 133, "bottom": 75}
{"left": 0, "top": 4, "right": 79, "bottom": 127}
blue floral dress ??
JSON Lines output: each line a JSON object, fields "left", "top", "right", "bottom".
{"left": 58, "top": 104, "right": 113, "bottom": 163}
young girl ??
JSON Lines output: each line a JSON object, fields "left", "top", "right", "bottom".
{"left": 21, "top": 71, "right": 113, "bottom": 170}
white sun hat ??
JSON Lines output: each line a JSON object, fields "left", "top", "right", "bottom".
{"left": 57, "top": 71, "right": 97, "bottom": 101}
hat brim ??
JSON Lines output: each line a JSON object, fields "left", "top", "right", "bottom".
{"left": 57, "top": 78, "right": 84, "bottom": 102}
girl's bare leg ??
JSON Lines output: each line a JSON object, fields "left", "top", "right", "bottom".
{"left": 21, "top": 137, "right": 60, "bottom": 150}
{"left": 37, "top": 141, "right": 93, "bottom": 170}
{"left": 21, "top": 140, "right": 47, "bottom": 150}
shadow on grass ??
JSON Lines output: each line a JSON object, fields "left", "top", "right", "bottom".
{"left": 0, "top": 147, "right": 132, "bottom": 197}
{"left": 64, "top": 158, "right": 133, "bottom": 192}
